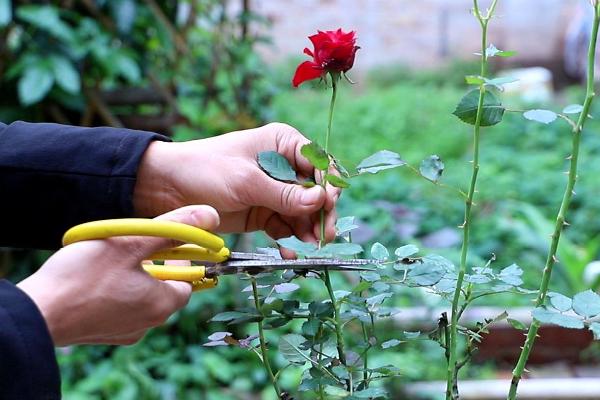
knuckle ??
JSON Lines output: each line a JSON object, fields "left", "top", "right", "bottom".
{"left": 110, "top": 236, "right": 146, "bottom": 260}
{"left": 279, "top": 184, "right": 296, "bottom": 211}
{"left": 148, "top": 302, "right": 172, "bottom": 326}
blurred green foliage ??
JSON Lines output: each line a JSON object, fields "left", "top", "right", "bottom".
{"left": 2, "top": 1, "right": 600, "bottom": 398}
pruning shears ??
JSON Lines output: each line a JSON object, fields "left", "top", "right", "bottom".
{"left": 62, "top": 219, "right": 373, "bottom": 291}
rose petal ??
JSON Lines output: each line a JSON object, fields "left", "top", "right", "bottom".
{"left": 292, "top": 61, "right": 323, "bottom": 87}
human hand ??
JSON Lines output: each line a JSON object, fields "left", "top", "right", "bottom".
{"left": 134, "top": 123, "right": 341, "bottom": 244}
{"left": 17, "top": 205, "right": 219, "bottom": 346}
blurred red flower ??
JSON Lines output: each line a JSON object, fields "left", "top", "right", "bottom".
{"left": 292, "top": 28, "right": 359, "bottom": 87}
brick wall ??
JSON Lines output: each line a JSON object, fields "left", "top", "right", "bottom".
{"left": 250, "top": 0, "right": 578, "bottom": 71}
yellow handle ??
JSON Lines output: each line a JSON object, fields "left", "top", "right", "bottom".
{"left": 63, "top": 219, "right": 225, "bottom": 251}
{"left": 149, "top": 244, "right": 230, "bottom": 263}
{"left": 142, "top": 264, "right": 217, "bottom": 292}
{"left": 63, "top": 219, "right": 227, "bottom": 291}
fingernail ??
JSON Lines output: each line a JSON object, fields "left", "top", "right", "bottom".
{"left": 301, "top": 187, "right": 322, "bottom": 206}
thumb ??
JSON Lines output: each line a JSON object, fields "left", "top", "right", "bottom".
{"left": 258, "top": 179, "right": 326, "bottom": 216}
{"left": 114, "top": 205, "right": 221, "bottom": 262}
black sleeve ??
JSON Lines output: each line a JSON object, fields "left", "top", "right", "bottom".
{"left": 0, "top": 121, "right": 169, "bottom": 249}
{"left": 0, "top": 280, "right": 60, "bottom": 399}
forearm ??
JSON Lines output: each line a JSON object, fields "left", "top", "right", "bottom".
{"left": 0, "top": 280, "right": 60, "bottom": 399}
{"left": 0, "top": 121, "right": 168, "bottom": 249}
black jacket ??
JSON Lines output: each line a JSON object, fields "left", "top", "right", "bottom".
{"left": 0, "top": 121, "right": 167, "bottom": 399}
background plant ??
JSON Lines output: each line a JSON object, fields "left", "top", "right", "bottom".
{"left": 3, "top": 1, "right": 600, "bottom": 399}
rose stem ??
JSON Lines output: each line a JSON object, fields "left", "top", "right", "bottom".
{"left": 507, "top": 3, "right": 600, "bottom": 399}
{"left": 446, "top": 1, "right": 498, "bottom": 399}
{"left": 252, "top": 279, "right": 282, "bottom": 397}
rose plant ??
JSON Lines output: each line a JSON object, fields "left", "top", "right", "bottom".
{"left": 204, "top": 2, "right": 600, "bottom": 399}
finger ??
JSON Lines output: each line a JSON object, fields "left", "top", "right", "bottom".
{"left": 289, "top": 215, "right": 318, "bottom": 244}
{"left": 112, "top": 205, "right": 220, "bottom": 263}
{"left": 312, "top": 209, "right": 337, "bottom": 243}
{"left": 254, "top": 179, "right": 327, "bottom": 217}
{"left": 99, "top": 329, "right": 148, "bottom": 346}
{"left": 323, "top": 166, "right": 343, "bottom": 211}
{"left": 264, "top": 213, "right": 294, "bottom": 241}
{"left": 149, "top": 279, "right": 193, "bottom": 325}
{"left": 267, "top": 123, "right": 315, "bottom": 178}
{"left": 324, "top": 183, "right": 342, "bottom": 212}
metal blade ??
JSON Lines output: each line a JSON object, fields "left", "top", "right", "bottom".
{"left": 206, "top": 258, "right": 376, "bottom": 277}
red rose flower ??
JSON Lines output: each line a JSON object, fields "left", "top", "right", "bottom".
{"left": 292, "top": 28, "right": 359, "bottom": 87}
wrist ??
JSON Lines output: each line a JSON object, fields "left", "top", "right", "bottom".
{"left": 133, "top": 141, "right": 181, "bottom": 217}
{"left": 17, "top": 279, "right": 67, "bottom": 346}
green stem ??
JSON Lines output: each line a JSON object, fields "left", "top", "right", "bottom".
{"left": 317, "top": 324, "right": 325, "bottom": 400}
{"left": 507, "top": 5, "right": 600, "bottom": 399}
{"left": 361, "top": 321, "right": 369, "bottom": 387}
{"left": 323, "top": 269, "right": 347, "bottom": 366}
{"left": 446, "top": 2, "right": 497, "bottom": 398}
{"left": 317, "top": 75, "right": 347, "bottom": 384}
{"left": 251, "top": 279, "right": 281, "bottom": 397}
{"left": 319, "top": 77, "right": 338, "bottom": 245}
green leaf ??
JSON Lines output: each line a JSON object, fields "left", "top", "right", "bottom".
{"left": 276, "top": 235, "right": 317, "bottom": 255}
{"left": 302, "top": 319, "right": 321, "bottom": 337}
{"left": 301, "top": 178, "right": 316, "bottom": 188}
{"left": 324, "top": 386, "right": 349, "bottom": 397}
{"left": 273, "top": 282, "right": 300, "bottom": 294}
{"left": 210, "top": 311, "right": 251, "bottom": 322}
{"left": 499, "top": 264, "right": 524, "bottom": 286}
{"left": 325, "top": 174, "right": 350, "bottom": 188}
{"left": 523, "top": 109, "right": 558, "bottom": 124}
{"left": 548, "top": 292, "right": 572, "bottom": 312}
{"left": 332, "top": 365, "right": 350, "bottom": 380}
{"left": 590, "top": 322, "right": 600, "bottom": 340}
{"left": 452, "top": 89, "right": 505, "bottom": 127}
{"left": 572, "top": 290, "right": 600, "bottom": 318}
{"left": 485, "top": 76, "right": 519, "bottom": 89}
{"left": 395, "top": 245, "right": 419, "bottom": 258}
{"left": 532, "top": 307, "right": 584, "bottom": 329}
{"left": 112, "top": 52, "right": 140, "bottom": 82}
{"left": 370, "top": 242, "right": 389, "bottom": 261}
{"left": 336, "top": 216, "right": 358, "bottom": 236}
{"left": 0, "top": 0, "right": 11, "bottom": 27}
{"left": 351, "top": 387, "right": 388, "bottom": 399}
{"left": 403, "top": 331, "right": 421, "bottom": 339}
{"left": 465, "top": 75, "right": 485, "bottom": 85}
{"left": 282, "top": 300, "right": 300, "bottom": 315}
{"left": 381, "top": 339, "right": 403, "bottom": 349}
{"left": 16, "top": 5, "right": 73, "bottom": 41}
{"left": 360, "top": 271, "right": 380, "bottom": 282}
{"left": 301, "top": 142, "right": 329, "bottom": 170}
{"left": 309, "top": 301, "right": 334, "bottom": 318}
{"left": 366, "top": 292, "right": 392, "bottom": 307}
{"left": 258, "top": 151, "right": 297, "bottom": 182}
{"left": 315, "top": 242, "right": 363, "bottom": 257}
{"left": 563, "top": 104, "right": 584, "bottom": 114}
{"left": 419, "top": 155, "right": 444, "bottom": 182}
{"left": 18, "top": 65, "right": 54, "bottom": 106}
{"left": 332, "top": 157, "right": 351, "bottom": 178}
{"left": 407, "top": 255, "right": 451, "bottom": 287}
{"left": 507, "top": 318, "right": 528, "bottom": 331}
{"left": 485, "top": 44, "right": 516, "bottom": 58}
{"left": 50, "top": 56, "right": 80, "bottom": 94}
{"left": 279, "top": 334, "right": 310, "bottom": 364}
{"left": 356, "top": 150, "right": 406, "bottom": 175}
{"left": 352, "top": 281, "right": 372, "bottom": 292}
